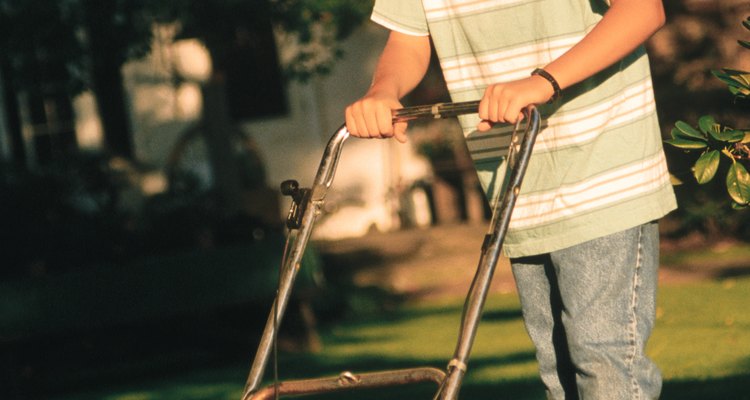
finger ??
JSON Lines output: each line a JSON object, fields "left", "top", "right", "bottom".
{"left": 345, "top": 105, "right": 360, "bottom": 137}
{"left": 375, "top": 103, "right": 394, "bottom": 137}
{"left": 503, "top": 100, "right": 524, "bottom": 124}
{"left": 477, "top": 120, "right": 493, "bottom": 132}
{"left": 394, "top": 121, "right": 408, "bottom": 143}
{"left": 488, "top": 86, "right": 505, "bottom": 123}
{"left": 478, "top": 91, "right": 490, "bottom": 121}
{"left": 352, "top": 102, "right": 371, "bottom": 138}
{"left": 487, "top": 93, "right": 499, "bottom": 123}
{"left": 362, "top": 101, "right": 382, "bottom": 138}
{"left": 491, "top": 99, "right": 508, "bottom": 124}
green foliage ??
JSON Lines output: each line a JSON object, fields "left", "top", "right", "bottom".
{"left": 727, "top": 161, "right": 750, "bottom": 205}
{"left": 0, "top": 0, "right": 155, "bottom": 95}
{"left": 0, "top": 0, "right": 86, "bottom": 94}
{"left": 270, "top": 0, "right": 374, "bottom": 80}
{"left": 0, "top": 152, "right": 281, "bottom": 279}
{"left": 155, "top": 0, "right": 374, "bottom": 82}
{"left": 666, "top": 122, "right": 707, "bottom": 149}
{"left": 0, "top": 154, "right": 140, "bottom": 278}
{"left": 0, "top": 0, "right": 374, "bottom": 95}
{"left": 739, "top": 17, "right": 750, "bottom": 51}
{"left": 712, "top": 69, "right": 750, "bottom": 98}
{"left": 666, "top": 16, "right": 750, "bottom": 209}
{"left": 693, "top": 150, "right": 719, "bottom": 184}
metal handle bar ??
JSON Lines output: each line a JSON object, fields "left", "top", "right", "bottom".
{"left": 241, "top": 101, "right": 539, "bottom": 400}
{"left": 436, "top": 105, "right": 539, "bottom": 399}
{"left": 392, "top": 100, "right": 480, "bottom": 122}
{"left": 311, "top": 101, "right": 483, "bottom": 201}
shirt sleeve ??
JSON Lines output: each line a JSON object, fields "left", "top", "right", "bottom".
{"left": 371, "top": 0, "right": 429, "bottom": 36}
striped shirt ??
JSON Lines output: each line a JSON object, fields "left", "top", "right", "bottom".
{"left": 372, "top": 0, "right": 677, "bottom": 257}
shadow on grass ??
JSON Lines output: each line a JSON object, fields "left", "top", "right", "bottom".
{"left": 248, "top": 357, "right": 750, "bottom": 400}
{"left": 6, "top": 310, "right": 750, "bottom": 400}
{"left": 482, "top": 308, "right": 524, "bottom": 322}
{"left": 716, "top": 266, "right": 750, "bottom": 279}
{"left": 0, "top": 304, "right": 269, "bottom": 399}
{"left": 247, "top": 352, "right": 543, "bottom": 400}
{"left": 6, "top": 256, "right": 749, "bottom": 400}
{"left": 661, "top": 374, "right": 750, "bottom": 400}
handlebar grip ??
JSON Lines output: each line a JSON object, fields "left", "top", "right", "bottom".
{"left": 392, "top": 100, "right": 481, "bottom": 123}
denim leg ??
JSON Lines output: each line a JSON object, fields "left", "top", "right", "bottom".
{"left": 512, "top": 254, "right": 578, "bottom": 399}
{"left": 511, "top": 222, "right": 662, "bottom": 400}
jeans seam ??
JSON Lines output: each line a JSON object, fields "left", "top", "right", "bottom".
{"left": 627, "top": 225, "right": 644, "bottom": 400}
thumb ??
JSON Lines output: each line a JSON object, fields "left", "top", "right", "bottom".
{"left": 477, "top": 120, "right": 494, "bottom": 132}
{"left": 394, "top": 122, "right": 408, "bottom": 143}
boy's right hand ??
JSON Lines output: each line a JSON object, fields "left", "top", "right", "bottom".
{"left": 345, "top": 92, "right": 408, "bottom": 143}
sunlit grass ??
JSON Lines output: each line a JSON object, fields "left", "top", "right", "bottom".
{"left": 650, "top": 278, "right": 750, "bottom": 381}
{"left": 660, "top": 242, "right": 750, "bottom": 267}
{"left": 54, "top": 277, "right": 750, "bottom": 400}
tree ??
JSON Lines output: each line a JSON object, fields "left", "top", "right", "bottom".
{"left": 70, "top": 0, "right": 155, "bottom": 159}
{"left": 0, "top": 0, "right": 85, "bottom": 164}
{"left": 0, "top": 0, "right": 154, "bottom": 160}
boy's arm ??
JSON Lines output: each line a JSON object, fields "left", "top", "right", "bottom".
{"left": 345, "top": 31, "right": 431, "bottom": 142}
{"left": 478, "top": 0, "right": 666, "bottom": 129}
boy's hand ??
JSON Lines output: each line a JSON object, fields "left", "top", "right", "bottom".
{"left": 345, "top": 92, "right": 408, "bottom": 143}
{"left": 477, "top": 75, "right": 554, "bottom": 131}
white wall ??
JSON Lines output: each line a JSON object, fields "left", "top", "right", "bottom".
{"left": 243, "top": 23, "right": 432, "bottom": 239}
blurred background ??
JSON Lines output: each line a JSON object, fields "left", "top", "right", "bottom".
{"left": 1, "top": 0, "right": 749, "bottom": 399}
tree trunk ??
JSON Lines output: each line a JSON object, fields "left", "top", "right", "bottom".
{"left": 84, "top": 1, "right": 134, "bottom": 159}
{"left": 201, "top": 79, "right": 244, "bottom": 216}
{"left": 90, "top": 55, "right": 134, "bottom": 159}
{"left": 0, "top": 60, "right": 26, "bottom": 168}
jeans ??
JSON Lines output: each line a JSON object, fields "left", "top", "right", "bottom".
{"left": 511, "top": 222, "right": 662, "bottom": 400}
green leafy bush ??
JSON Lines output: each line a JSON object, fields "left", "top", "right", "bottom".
{"left": 666, "top": 17, "right": 750, "bottom": 208}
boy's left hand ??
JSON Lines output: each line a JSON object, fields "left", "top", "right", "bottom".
{"left": 477, "top": 75, "right": 554, "bottom": 131}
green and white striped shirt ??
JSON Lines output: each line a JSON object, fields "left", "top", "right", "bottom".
{"left": 372, "top": 0, "right": 677, "bottom": 257}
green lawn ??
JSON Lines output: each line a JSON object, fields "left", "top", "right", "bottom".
{"left": 51, "top": 277, "right": 750, "bottom": 400}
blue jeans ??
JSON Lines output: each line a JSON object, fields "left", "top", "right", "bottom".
{"left": 511, "top": 222, "right": 662, "bottom": 400}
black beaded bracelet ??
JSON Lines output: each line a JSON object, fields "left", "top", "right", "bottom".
{"left": 531, "top": 68, "right": 562, "bottom": 103}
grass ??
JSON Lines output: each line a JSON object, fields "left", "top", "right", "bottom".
{"left": 45, "top": 276, "right": 750, "bottom": 400}
{"left": 660, "top": 242, "right": 750, "bottom": 271}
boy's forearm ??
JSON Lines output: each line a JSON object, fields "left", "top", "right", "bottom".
{"left": 367, "top": 31, "right": 432, "bottom": 99}
{"left": 544, "top": 0, "right": 665, "bottom": 90}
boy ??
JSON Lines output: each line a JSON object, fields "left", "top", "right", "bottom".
{"left": 345, "top": 0, "right": 676, "bottom": 399}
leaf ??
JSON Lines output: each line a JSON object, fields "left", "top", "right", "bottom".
{"left": 728, "top": 85, "right": 750, "bottom": 97}
{"left": 716, "top": 68, "right": 749, "bottom": 76}
{"left": 712, "top": 69, "right": 750, "bottom": 97}
{"left": 712, "top": 128, "right": 747, "bottom": 143}
{"left": 744, "top": 18, "right": 750, "bottom": 31}
{"left": 669, "top": 174, "right": 683, "bottom": 186}
{"left": 739, "top": 40, "right": 750, "bottom": 50}
{"left": 673, "top": 121, "right": 705, "bottom": 140}
{"left": 693, "top": 150, "right": 720, "bottom": 184}
{"left": 664, "top": 137, "right": 708, "bottom": 150}
{"left": 726, "top": 162, "right": 750, "bottom": 205}
{"left": 712, "top": 69, "right": 741, "bottom": 82}
{"left": 742, "top": 132, "right": 750, "bottom": 144}
{"left": 698, "top": 115, "right": 718, "bottom": 136}
{"left": 737, "top": 72, "right": 750, "bottom": 86}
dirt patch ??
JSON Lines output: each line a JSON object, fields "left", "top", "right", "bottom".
{"left": 315, "top": 223, "right": 741, "bottom": 302}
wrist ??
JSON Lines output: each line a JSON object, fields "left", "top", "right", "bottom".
{"left": 531, "top": 68, "right": 562, "bottom": 103}
{"left": 367, "top": 81, "right": 401, "bottom": 100}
